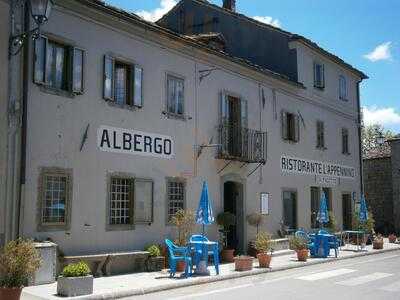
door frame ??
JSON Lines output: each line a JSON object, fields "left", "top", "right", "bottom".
{"left": 220, "top": 173, "right": 246, "bottom": 253}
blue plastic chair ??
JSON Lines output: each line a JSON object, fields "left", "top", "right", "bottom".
{"left": 189, "top": 235, "right": 220, "bottom": 275}
{"left": 318, "top": 229, "right": 330, "bottom": 235}
{"left": 165, "top": 239, "right": 192, "bottom": 278}
{"left": 310, "top": 234, "right": 330, "bottom": 258}
{"left": 328, "top": 235, "right": 340, "bottom": 258}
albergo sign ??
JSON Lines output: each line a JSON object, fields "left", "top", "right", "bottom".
{"left": 97, "top": 125, "right": 174, "bottom": 159}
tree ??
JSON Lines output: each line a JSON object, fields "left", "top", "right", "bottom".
{"left": 361, "top": 124, "right": 395, "bottom": 158}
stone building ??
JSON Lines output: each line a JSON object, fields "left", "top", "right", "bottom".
{"left": 363, "top": 138, "right": 400, "bottom": 234}
{"left": 1, "top": 0, "right": 366, "bottom": 254}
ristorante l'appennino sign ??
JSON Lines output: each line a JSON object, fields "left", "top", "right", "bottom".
{"left": 281, "top": 156, "right": 355, "bottom": 179}
{"left": 97, "top": 125, "right": 174, "bottom": 159}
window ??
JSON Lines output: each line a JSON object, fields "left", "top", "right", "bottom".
{"left": 167, "top": 178, "right": 185, "bottom": 222}
{"left": 339, "top": 75, "right": 347, "bottom": 100}
{"left": 38, "top": 168, "right": 72, "bottom": 231}
{"left": 108, "top": 175, "right": 154, "bottom": 229}
{"left": 109, "top": 177, "right": 134, "bottom": 226}
{"left": 166, "top": 74, "right": 184, "bottom": 117}
{"left": 316, "top": 120, "right": 325, "bottom": 149}
{"left": 342, "top": 128, "right": 350, "bottom": 154}
{"left": 283, "top": 190, "right": 297, "bottom": 230}
{"left": 103, "top": 55, "right": 143, "bottom": 107}
{"left": 34, "top": 36, "right": 84, "bottom": 94}
{"left": 281, "top": 111, "right": 300, "bottom": 142}
{"left": 314, "top": 62, "right": 325, "bottom": 89}
{"left": 342, "top": 193, "right": 352, "bottom": 230}
{"left": 310, "top": 187, "right": 320, "bottom": 228}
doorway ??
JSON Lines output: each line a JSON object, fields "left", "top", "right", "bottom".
{"left": 342, "top": 193, "right": 352, "bottom": 230}
{"left": 223, "top": 181, "right": 244, "bottom": 252}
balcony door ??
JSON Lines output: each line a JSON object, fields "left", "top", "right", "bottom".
{"left": 220, "top": 93, "right": 248, "bottom": 157}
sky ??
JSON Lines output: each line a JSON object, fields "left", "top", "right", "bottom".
{"left": 106, "top": 0, "right": 400, "bottom": 133}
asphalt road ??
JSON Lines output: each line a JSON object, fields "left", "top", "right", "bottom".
{"left": 124, "top": 252, "right": 400, "bottom": 300}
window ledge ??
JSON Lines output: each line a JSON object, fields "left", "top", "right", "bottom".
{"left": 106, "top": 224, "right": 135, "bottom": 231}
{"left": 342, "top": 152, "right": 351, "bottom": 156}
{"left": 162, "top": 111, "right": 191, "bottom": 121}
{"left": 316, "top": 146, "right": 327, "bottom": 151}
{"left": 314, "top": 85, "right": 325, "bottom": 91}
{"left": 38, "top": 84, "right": 79, "bottom": 99}
{"left": 37, "top": 223, "right": 70, "bottom": 232}
{"left": 105, "top": 99, "right": 143, "bottom": 111}
{"left": 282, "top": 138, "right": 299, "bottom": 144}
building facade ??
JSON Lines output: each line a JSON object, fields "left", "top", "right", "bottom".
{"left": 364, "top": 138, "right": 400, "bottom": 234}
{"left": 1, "top": 0, "right": 366, "bottom": 255}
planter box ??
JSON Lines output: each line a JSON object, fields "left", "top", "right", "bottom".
{"left": 234, "top": 256, "right": 253, "bottom": 272}
{"left": 29, "top": 242, "right": 57, "bottom": 286}
{"left": 57, "top": 275, "right": 93, "bottom": 297}
{"left": 146, "top": 256, "right": 165, "bottom": 272}
{"left": 373, "top": 241, "right": 384, "bottom": 250}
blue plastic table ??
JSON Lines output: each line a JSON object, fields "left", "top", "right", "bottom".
{"left": 310, "top": 234, "right": 331, "bottom": 258}
{"left": 189, "top": 240, "right": 219, "bottom": 275}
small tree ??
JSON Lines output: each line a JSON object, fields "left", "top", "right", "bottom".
{"left": 361, "top": 124, "right": 395, "bottom": 158}
{"left": 326, "top": 211, "right": 337, "bottom": 233}
{"left": 170, "top": 209, "right": 196, "bottom": 246}
{"left": 216, "top": 212, "right": 236, "bottom": 249}
{"left": 0, "top": 239, "right": 42, "bottom": 288}
{"left": 246, "top": 213, "right": 264, "bottom": 236}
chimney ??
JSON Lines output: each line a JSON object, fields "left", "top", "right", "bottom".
{"left": 223, "top": 0, "right": 236, "bottom": 12}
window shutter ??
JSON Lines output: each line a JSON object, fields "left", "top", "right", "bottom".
{"left": 71, "top": 47, "right": 84, "bottom": 94}
{"left": 240, "top": 98, "right": 248, "bottom": 129}
{"left": 219, "top": 93, "right": 229, "bottom": 155}
{"left": 134, "top": 179, "right": 153, "bottom": 224}
{"left": 220, "top": 93, "right": 229, "bottom": 124}
{"left": 316, "top": 121, "right": 320, "bottom": 147}
{"left": 321, "top": 122, "right": 325, "bottom": 147}
{"left": 133, "top": 65, "right": 143, "bottom": 107}
{"left": 281, "top": 111, "right": 288, "bottom": 140}
{"left": 321, "top": 64, "right": 325, "bottom": 88}
{"left": 294, "top": 114, "right": 300, "bottom": 142}
{"left": 313, "top": 62, "right": 317, "bottom": 86}
{"left": 33, "top": 36, "right": 47, "bottom": 84}
{"left": 103, "top": 55, "right": 114, "bottom": 100}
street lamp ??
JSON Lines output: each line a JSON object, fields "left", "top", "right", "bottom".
{"left": 9, "top": 0, "right": 54, "bottom": 56}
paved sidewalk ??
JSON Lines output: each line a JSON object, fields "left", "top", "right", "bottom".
{"left": 22, "top": 241, "right": 400, "bottom": 300}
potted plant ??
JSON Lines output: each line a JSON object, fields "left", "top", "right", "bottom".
{"left": 246, "top": 213, "right": 264, "bottom": 257}
{"left": 388, "top": 234, "right": 397, "bottom": 243}
{"left": 372, "top": 234, "right": 384, "bottom": 250}
{"left": 254, "top": 232, "right": 274, "bottom": 268}
{"left": 352, "top": 212, "right": 375, "bottom": 245}
{"left": 327, "top": 211, "right": 337, "bottom": 233}
{"left": 0, "top": 239, "right": 42, "bottom": 300}
{"left": 145, "top": 245, "right": 164, "bottom": 272}
{"left": 57, "top": 261, "right": 93, "bottom": 297}
{"left": 216, "top": 212, "right": 236, "bottom": 262}
{"left": 170, "top": 209, "right": 195, "bottom": 272}
{"left": 234, "top": 255, "right": 253, "bottom": 271}
{"left": 289, "top": 236, "right": 309, "bottom": 262}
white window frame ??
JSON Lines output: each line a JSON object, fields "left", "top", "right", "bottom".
{"left": 314, "top": 62, "right": 325, "bottom": 89}
{"left": 165, "top": 73, "right": 185, "bottom": 119}
{"left": 339, "top": 75, "right": 348, "bottom": 101}
{"left": 166, "top": 177, "right": 186, "bottom": 223}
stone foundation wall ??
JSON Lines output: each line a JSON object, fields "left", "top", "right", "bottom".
{"left": 363, "top": 157, "right": 393, "bottom": 234}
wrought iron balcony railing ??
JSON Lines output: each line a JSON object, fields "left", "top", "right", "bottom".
{"left": 217, "top": 122, "right": 267, "bottom": 164}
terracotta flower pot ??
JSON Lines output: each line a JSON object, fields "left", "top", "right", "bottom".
{"left": 0, "top": 287, "right": 23, "bottom": 300}
{"left": 221, "top": 249, "right": 235, "bottom": 263}
{"left": 296, "top": 249, "right": 308, "bottom": 262}
{"left": 373, "top": 240, "right": 384, "bottom": 250}
{"left": 176, "top": 260, "right": 186, "bottom": 272}
{"left": 388, "top": 234, "right": 397, "bottom": 243}
{"left": 234, "top": 256, "right": 253, "bottom": 271}
{"left": 257, "top": 252, "right": 272, "bottom": 268}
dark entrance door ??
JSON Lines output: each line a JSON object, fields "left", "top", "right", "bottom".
{"left": 342, "top": 193, "right": 352, "bottom": 230}
{"left": 224, "top": 181, "right": 242, "bottom": 251}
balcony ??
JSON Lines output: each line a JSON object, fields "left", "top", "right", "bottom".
{"left": 217, "top": 122, "right": 267, "bottom": 164}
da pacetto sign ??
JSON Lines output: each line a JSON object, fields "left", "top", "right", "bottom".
{"left": 97, "top": 125, "right": 174, "bottom": 159}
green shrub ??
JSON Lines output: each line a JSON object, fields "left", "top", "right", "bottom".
{"left": 289, "top": 236, "right": 308, "bottom": 251}
{"left": 254, "top": 232, "right": 274, "bottom": 253}
{"left": 61, "top": 261, "right": 91, "bottom": 277}
{"left": 0, "top": 238, "right": 42, "bottom": 288}
{"left": 145, "top": 245, "right": 161, "bottom": 257}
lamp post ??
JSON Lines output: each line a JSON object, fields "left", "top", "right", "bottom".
{"left": 376, "top": 132, "right": 385, "bottom": 147}
{"left": 9, "top": 0, "right": 54, "bottom": 56}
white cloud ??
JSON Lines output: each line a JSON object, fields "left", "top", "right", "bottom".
{"left": 363, "top": 42, "right": 392, "bottom": 62}
{"left": 253, "top": 16, "right": 281, "bottom": 28}
{"left": 363, "top": 106, "right": 400, "bottom": 126}
{"left": 136, "top": 0, "right": 177, "bottom": 22}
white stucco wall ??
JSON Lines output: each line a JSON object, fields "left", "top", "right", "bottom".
{"left": 20, "top": 2, "right": 362, "bottom": 255}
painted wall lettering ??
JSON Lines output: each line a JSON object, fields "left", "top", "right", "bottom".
{"left": 281, "top": 155, "right": 355, "bottom": 179}
{"left": 97, "top": 125, "right": 174, "bottom": 159}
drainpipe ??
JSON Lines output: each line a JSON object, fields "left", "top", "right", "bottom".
{"left": 356, "top": 81, "right": 364, "bottom": 196}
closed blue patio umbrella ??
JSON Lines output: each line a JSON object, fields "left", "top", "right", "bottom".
{"left": 317, "top": 191, "right": 329, "bottom": 227}
{"left": 359, "top": 195, "right": 369, "bottom": 223}
{"left": 196, "top": 181, "right": 215, "bottom": 235}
